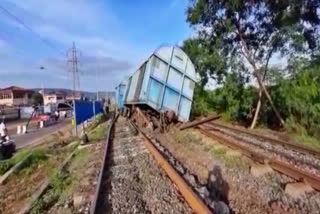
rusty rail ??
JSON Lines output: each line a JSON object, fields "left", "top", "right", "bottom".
{"left": 131, "top": 121, "right": 213, "bottom": 214}
{"left": 90, "top": 113, "right": 118, "bottom": 214}
{"left": 198, "top": 126, "right": 320, "bottom": 191}
{"left": 205, "top": 122, "right": 320, "bottom": 157}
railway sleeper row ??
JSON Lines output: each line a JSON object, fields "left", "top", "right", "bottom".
{"left": 198, "top": 126, "right": 320, "bottom": 197}
{"left": 94, "top": 116, "right": 204, "bottom": 214}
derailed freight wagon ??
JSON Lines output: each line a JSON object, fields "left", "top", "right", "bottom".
{"left": 119, "top": 45, "right": 197, "bottom": 122}
{"left": 115, "top": 81, "right": 128, "bottom": 111}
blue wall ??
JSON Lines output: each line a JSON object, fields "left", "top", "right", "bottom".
{"left": 74, "top": 100, "right": 103, "bottom": 125}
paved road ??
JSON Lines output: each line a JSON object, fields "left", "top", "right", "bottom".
{"left": 12, "top": 118, "right": 72, "bottom": 149}
{"left": 6, "top": 119, "right": 38, "bottom": 136}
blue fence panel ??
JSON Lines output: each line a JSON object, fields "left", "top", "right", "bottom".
{"left": 94, "top": 101, "right": 103, "bottom": 115}
{"left": 74, "top": 100, "right": 103, "bottom": 125}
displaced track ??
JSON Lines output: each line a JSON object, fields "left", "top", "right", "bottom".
{"left": 91, "top": 115, "right": 212, "bottom": 214}
{"left": 207, "top": 122, "right": 320, "bottom": 157}
{"left": 198, "top": 124, "right": 320, "bottom": 191}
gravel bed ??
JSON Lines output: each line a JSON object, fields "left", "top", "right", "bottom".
{"left": 205, "top": 123, "right": 320, "bottom": 178}
{"left": 96, "top": 117, "right": 191, "bottom": 214}
{"left": 147, "top": 135, "right": 230, "bottom": 214}
{"left": 154, "top": 128, "right": 320, "bottom": 214}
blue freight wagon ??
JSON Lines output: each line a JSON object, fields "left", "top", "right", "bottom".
{"left": 120, "top": 45, "right": 197, "bottom": 122}
{"left": 115, "top": 81, "right": 127, "bottom": 111}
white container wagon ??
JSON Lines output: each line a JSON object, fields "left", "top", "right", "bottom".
{"left": 123, "top": 45, "right": 197, "bottom": 122}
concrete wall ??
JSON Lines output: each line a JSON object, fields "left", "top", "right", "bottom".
{"left": 44, "top": 94, "right": 66, "bottom": 105}
{"left": 0, "top": 93, "right": 30, "bottom": 106}
{"left": 20, "top": 106, "right": 34, "bottom": 119}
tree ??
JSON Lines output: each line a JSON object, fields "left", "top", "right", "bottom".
{"left": 31, "top": 93, "right": 43, "bottom": 106}
{"left": 187, "top": 0, "right": 320, "bottom": 128}
{"left": 182, "top": 38, "right": 227, "bottom": 88}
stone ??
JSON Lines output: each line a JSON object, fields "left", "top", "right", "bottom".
{"left": 73, "top": 195, "right": 85, "bottom": 207}
{"left": 175, "top": 163, "right": 185, "bottom": 175}
{"left": 285, "top": 182, "right": 313, "bottom": 198}
{"left": 184, "top": 173, "right": 196, "bottom": 186}
{"left": 197, "top": 186, "right": 210, "bottom": 198}
{"left": 209, "top": 201, "right": 230, "bottom": 214}
{"left": 250, "top": 163, "right": 273, "bottom": 177}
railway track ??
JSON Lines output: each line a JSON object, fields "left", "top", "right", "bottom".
{"left": 91, "top": 115, "right": 213, "bottom": 214}
{"left": 198, "top": 123, "right": 320, "bottom": 192}
{"left": 206, "top": 122, "right": 320, "bottom": 157}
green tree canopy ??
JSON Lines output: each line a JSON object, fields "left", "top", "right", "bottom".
{"left": 31, "top": 92, "right": 43, "bottom": 106}
{"left": 187, "top": 0, "right": 320, "bottom": 126}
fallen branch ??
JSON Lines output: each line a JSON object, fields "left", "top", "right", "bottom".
{"left": 180, "top": 115, "right": 221, "bottom": 130}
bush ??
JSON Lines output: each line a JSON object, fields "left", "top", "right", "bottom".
{"left": 192, "top": 58, "right": 320, "bottom": 142}
{"left": 272, "top": 65, "right": 320, "bottom": 138}
{"left": 193, "top": 72, "right": 255, "bottom": 124}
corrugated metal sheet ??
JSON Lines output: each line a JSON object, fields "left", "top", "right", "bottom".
{"left": 151, "top": 56, "right": 168, "bottom": 82}
{"left": 179, "top": 97, "right": 192, "bottom": 121}
{"left": 182, "top": 77, "right": 195, "bottom": 99}
{"left": 171, "top": 48, "right": 187, "bottom": 71}
{"left": 115, "top": 82, "right": 127, "bottom": 109}
{"left": 126, "top": 70, "right": 140, "bottom": 102}
{"left": 162, "top": 88, "right": 179, "bottom": 112}
{"left": 148, "top": 79, "right": 163, "bottom": 107}
{"left": 167, "top": 67, "right": 183, "bottom": 91}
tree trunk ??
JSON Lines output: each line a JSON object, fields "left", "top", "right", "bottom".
{"left": 237, "top": 34, "right": 285, "bottom": 127}
{"left": 254, "top": 73, "right": 285, "bottom": 126}
{"left": 250, "top": 89, "right": 262, "bottom": 129}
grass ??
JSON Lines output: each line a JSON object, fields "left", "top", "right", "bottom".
{"left": 31, "top": 169, "right": 72, "bottom": 214}
{"left": 88, "top": 122, "right": 107, "bottom": 142}
{"left": 33, "top": 147, "right": 90, "bottom": 210}
{"left": 17, "top": 150, "right": 48, "bottom": 175}
{"left": 0, "top": 149, "right": 31, "bottom": 175}
{"left": 87, "top": 113, "right": 108, "bottom": 131}
{"left": 210, "top": 146, "right": 226, "bottom": 156}
{"left": 223, "top": 155, "right": 247, "bottom": 169}
{"left": 31, "top": 147, "right": 92, "bottom": 213}
{"left": 173, "top": 130, "right": 203, "bottom": 147}
{"left": 291, "top": 134, "right": 320, "bottom": 150}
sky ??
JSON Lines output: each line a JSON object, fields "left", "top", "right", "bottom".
{"left": 0, "top": 0, "right": 192, "bottom": 92}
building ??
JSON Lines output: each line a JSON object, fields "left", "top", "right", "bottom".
{"left": 43, "top": 92, "right": 67, "bottom": 105}
{"left": 66, "top": 94, "right": 82, "bottom": 101}
{"left": 0, "top": 86, "right": 34, "bottom": 106}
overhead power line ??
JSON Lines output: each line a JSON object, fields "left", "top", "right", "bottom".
{"left": 0, "top": 4, "right": 65, "bottom": 56}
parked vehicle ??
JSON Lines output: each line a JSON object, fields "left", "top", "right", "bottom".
{"left": 34, "top": 112, "right": 57, "bottom": 127}
{"left": 0, "top": 136, "right": 15, "bottom": 160}
{"left": 116, "top": 45, "right": 197, "bottom": 122}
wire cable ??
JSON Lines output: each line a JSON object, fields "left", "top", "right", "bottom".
{"left": 0, "top": 4, "right": 65, "bottom": 56}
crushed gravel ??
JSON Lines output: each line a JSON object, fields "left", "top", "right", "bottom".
{"left": 153, "top": 127, "right": 320, "bottom": 214}
{"left": 96, "top": 117, "right": 191, "bottom": 214}
{"left": 205, "top": 123, "right": 320, "bottom": 178}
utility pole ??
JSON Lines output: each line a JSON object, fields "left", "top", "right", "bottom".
{"left": 67, "top": 42, "right": 81, "bottom": 135}
{"left": 96, "top": 70, "right": 99, "bottom": 101}
{"left": 67, "top": 42, "right": 81, "bottom": 100}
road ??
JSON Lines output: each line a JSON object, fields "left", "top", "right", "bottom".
{"left": 11, "top": 118, "right": 72, "bottom": 149}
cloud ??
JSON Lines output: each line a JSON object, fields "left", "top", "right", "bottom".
{"left": 0, "top": 39, "right": 7, "bottom": 48}
{"left": 0, "top": 0, "right": 191, "bottom": 91}
{"left": 80, "top": 55, "right": 132, "bottom": 75}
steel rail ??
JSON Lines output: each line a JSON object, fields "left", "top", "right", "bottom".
{"left": 130, "top": 121, "right": 213, "bottom": 214}
{"left": 198, "top": 126, "right": 320, "bottom": 191}
{"left": 90, "top": 113, "right": 118, "bottom": 214}
{"left": 205, "top": 122, "right": 320, "bottom": 157}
